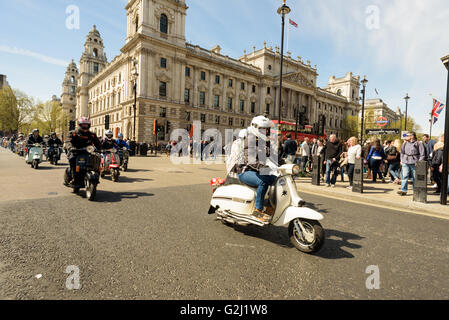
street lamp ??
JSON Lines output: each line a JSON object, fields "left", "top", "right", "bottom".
{"left": 277, "top": 0, "right": 291, "bottom": 127}
{"left": 131, "top": 58, "right": 139, "bottom": 142}
{"left": 360, "top": 75, "right": 368, "bottom": 145}
{"left": 404, "top": 93, "right": 410, "bottom": 131}
{"left": 440, "top": 54, "right": 449, "bottom": 205}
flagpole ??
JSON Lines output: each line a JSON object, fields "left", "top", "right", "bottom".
{"left": 286, "top": 19, "right": 290, "bottom": 54}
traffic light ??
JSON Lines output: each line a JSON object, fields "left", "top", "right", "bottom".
{"left": 166, "top": 121, "right": 171, "bottom": 134}
{"left": 299, "top": 112, "right": 306, "bottom": 129}
{"left": 153, "top": 120, "right": 158, "bottom": 135}
{"left": 69, "top": 120, "right": 76, "bottom": 131}
{"left": 105, "top": 115, "right": 110, "bottom": 130}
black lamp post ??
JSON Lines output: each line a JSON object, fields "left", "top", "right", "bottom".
{"left": 440, "top": 54, "right": 449, "bottom": 205}
{"left": 360, "top": 76, "right": 368, "bottom": 145}
{"left": 277, "top": 0, "right": 291, "bottom": 127}
{"left": 131, "top": 58, "right": 139, "bottom": 142}
{"left": 404, "top": 93, "right": 410, "bottom": 131}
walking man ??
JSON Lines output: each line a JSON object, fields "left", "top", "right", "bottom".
{"left": 397, "top": 132, "right": 426, "bottom": 196}
{"left": 320, "top": 135, "right": 343, "bottom": 188}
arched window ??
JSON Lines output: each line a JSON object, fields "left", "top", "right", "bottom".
{"left": 160, "top": 14, "right": 168, "bottom": 34}
{"left": 93, "top": 48, "right": 98, "bottom": 57}
{"left": 70, "top": 76, "right": 75, "bottom": 83}
{"left": 135, "top": 15, "right": 139, "bottom": 32}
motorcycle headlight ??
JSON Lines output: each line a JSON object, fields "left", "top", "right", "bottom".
{"left": 292, "top": 165, "right": 300, "bottom": 176}
{"left": 87, "top": 146, "right": 95, "bottom": 154}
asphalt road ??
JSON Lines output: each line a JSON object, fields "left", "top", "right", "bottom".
{"left": 0, "top": 149, "right": 448, "bottom": 299}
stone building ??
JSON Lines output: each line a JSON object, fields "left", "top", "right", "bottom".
{"left": 63, "top": 0, "right": 361, "bottom": 142}
{"left": 0, "top": 74, "right": 9, "bottom": 90}
{"left": 61, "top": 60, "right": 79, "bottom": 123}
{"left": 361, "top": 98, "right": 402, "bottom": 128}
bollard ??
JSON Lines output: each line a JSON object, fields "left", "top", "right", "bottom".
{"left": 413, "top": 161, "right": 427, "bottom": 203}
{"left": 312, "top": 155, "right": 321, "bottom": 186}
{"left": 352, "top": 157, "right": 364, "bottom": 193}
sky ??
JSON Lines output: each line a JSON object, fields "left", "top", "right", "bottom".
{"left": 1, "top": 0, "right": 449, "bottom": 136}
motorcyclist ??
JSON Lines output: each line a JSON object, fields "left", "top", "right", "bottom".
{"left": 101, "top": 130, "right": 118, "bottom": 151}
{"left": 47, "top": 132, "right": 63, "bottom": 160}
{"left": 15, "top": 134, "right": 25, "bottom": 154}
{"left": 116, "top": 133, "right": 129, "bottom": 150}
{"left": 26, "top": 129, "right": 44, "bottom": 149}
{"left": 230, "top": 116, "right": 278, "bottom": 223}
{"left": 67, "top": 117, "right": 101, "bottom": 186}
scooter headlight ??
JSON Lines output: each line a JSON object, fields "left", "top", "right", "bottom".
{"left": 87, "top": 146, "right": 95, "bottom": 154}
{"left": 292, "top": 165, "right": 300, "bottom": 176}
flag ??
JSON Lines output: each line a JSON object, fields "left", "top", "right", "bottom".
{"left": 289, "top": 19, "right": 298, "bottom": 28}
{"left": 431, "top": 98, "right": 445, "bottom": 126}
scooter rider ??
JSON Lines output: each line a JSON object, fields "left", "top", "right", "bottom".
{"left": 67, "top": 117, "right": 101, "bottom": 185}
{"left": 48, "top": 132, "right": 62, "bottom": 147}
{"left": 102, "top": 130, "right": 118, "bottom": 150}
{"left": 116, "top": 133, "right": 129, "bottom": 150}
{"left": 26, "top": 129, "right": 44, "bottom": 155}
{"left": 231, "top": 115, "right": 278, "bottom": 223}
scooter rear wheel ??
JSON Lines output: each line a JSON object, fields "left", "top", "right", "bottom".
{"left": 288, "top": 219, "right": 324, "bottom": 254}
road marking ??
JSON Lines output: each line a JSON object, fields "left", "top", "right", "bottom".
{"left": 298, "top": 189, "right": 449, "bottom": 221}
{"left": 225, "top": 243, "right": 256, "bottom": 249}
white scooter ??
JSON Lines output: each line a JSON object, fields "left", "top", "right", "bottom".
{"left": 25, "top": 143, "right": 44, "bottom": 169}
{"left": 209, "top": 164, "right": 325, "bottom": 254}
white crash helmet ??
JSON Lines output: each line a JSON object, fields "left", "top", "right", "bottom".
{"left": 238, "top": 129, "right": 248, "bottom": 139}
{"left": 105, "top": 130, "right": 113, "bottom": 139}
{"left": 247, "top": 116, "right": 274, "bottom": 141}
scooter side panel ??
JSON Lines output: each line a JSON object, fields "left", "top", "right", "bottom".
{"left": 273, "top": 206, "right": 324, "bottom": 227}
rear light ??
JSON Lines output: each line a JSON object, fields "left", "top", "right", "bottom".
{"left": 76, "top": 166, "right": 80, "bottom": 172}
{"left": 210, "top": 178, "right": 226, "bottom": 187}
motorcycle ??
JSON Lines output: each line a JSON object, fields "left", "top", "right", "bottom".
{"left": 208, "top": 164, "right": 325, "bottom": 254}
{"left": 64, "top": 146, "right": 101, "bottom": 201}
{"left": 15, "top": 141, "right": 25, "bottom": 157}
{"left": 117, "top": 147, "right": 130, "bottom": 172}
{"left": 47, "top": 144, "right": 62, "bottom": 165}
{"left": 25, "top": 143, "right": 44, "bottom": 169}
{"left": 100, "top": 149, "right": 121, "bottom": 182}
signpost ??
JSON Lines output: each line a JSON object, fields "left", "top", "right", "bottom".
{"left": 365, "top": 129, "right": 400, "bottom": 135}
{"left": 376, "top": 116, "right": 389, "bottom": 127}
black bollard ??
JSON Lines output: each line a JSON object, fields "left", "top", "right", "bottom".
{"left": 352, "top": 157, "right": 364, "bottom": 193}
{"left": 312, "top": 155, "right": 321, "bottom": 186}
{"left": 413, "top": 161, "right": 427, "bottom": 203}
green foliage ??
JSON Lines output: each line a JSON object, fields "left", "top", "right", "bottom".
{"left": 342, "top": 115, "right": 359, "bottom": 140}
{"left": 0, "top": 87, "right": 34, "bottom": 134}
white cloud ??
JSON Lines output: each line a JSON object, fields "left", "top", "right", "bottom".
{"left": 0, "top": 45, "right": 68, "bottom": 67}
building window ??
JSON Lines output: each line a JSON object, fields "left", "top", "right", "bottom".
{"left": 240, "top": 100, "right": 245, "bottom": 113}
{"left": 240, "top": 119, "right": 245, "bottom": 127}
{"left": 70, "top": 86, "right": 75, "bottom": 94}
{"left": 184, "top": 89, "right": 190, "bottom": 103}
{"left": 252, "top": 85, "right": 256, "bottom": 93}
{"left": 241, "top": 82, "right": 245, "bottom": 90}
{"left": 201, "top": 71, "right": 206, "bottom": 81}
{"left": 267, "top": 87, "right": 271, "bottom": 95}
{"left": 215, "top": 115, "right": 220, "bottom": 124}
{"left": 160, "top": 58, "right": 167, "bottom": 68}
{"left": 227, "top": 97, "right": 233, "bottom": 111}
{"left": 229, "top": 117, "right": 233, "bottom": 126}
{"left": 93, "top": 63, "right": 99, "bottom": 74}
{"left": 251, "top": 102, "right": 256, "bottom": 114}
{"left": 185, "top": 67, "right": 190, "bottom": 77}
{"left": 228, "top": 79, "right": 233, "bottom": 87}
{"left": 215, "top": 75, "right": 220, "bottom": 84}
{"left": 266, "top": 104, "right": 271, "bottom": 114}
{"left": 159, "top": 81, "right": 167, "bottom": 97}
{"left": 186, "top": 112, "right": 191, "bottom": 121}
{"left": 337, "top": 89, "right": 342, "bottom": 96}
{"left": 160, "top": 107, "right": 167, "bottom": 118}
{"left": 201, "top": 114, "right": 206, "bottom": 123}
{"left": 160, "top": 14, "right": 168, "bottom": 34}
{"left": 268, "top": 65, "right": 272, "bottom": 70}
{"left": 214, "top": 95, "right": 220, "bottom": 108}
{"left": 199, "top": 91, "right": 205, "bottom": 105}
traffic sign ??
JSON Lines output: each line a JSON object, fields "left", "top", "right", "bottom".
{"left": 366, "top": 129, "right": 400, "bottom": 135}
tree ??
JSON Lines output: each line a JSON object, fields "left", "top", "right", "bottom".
{"left": 0, "top": 87, "right": 35, "bottom": 134}
{"left": 32, "top": 100, "right": 63, "bottom": 135}
{"left": 342, "top": 115, "right": 360, "bottom": 140}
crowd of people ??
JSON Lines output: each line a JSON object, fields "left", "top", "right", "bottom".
{"left": 278, "top": 131, "right": 446, "bottom": 196}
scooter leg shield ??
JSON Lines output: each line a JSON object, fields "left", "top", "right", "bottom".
{"left": 273, "top": 206, "right": 324, "bottom": 227}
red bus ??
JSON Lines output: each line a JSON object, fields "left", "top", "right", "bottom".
{"left": 271, "top": 120, "right": 327, "bottom": 142}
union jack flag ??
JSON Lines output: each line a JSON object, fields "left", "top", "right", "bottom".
{"left": 431, "top": 98, "right": 445, "bottom": 126}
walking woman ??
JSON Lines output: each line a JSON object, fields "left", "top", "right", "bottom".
{"left": 366, "top": 139, "right": 387, "bottom": 183}
{"left": 387, "top": 139, "right": 402, "bottom": 184}
{"left": 346, "top": 137, "right": 362, "bottom": 190}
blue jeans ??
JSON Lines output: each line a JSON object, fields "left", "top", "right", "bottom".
{"left": 238, "top": 171, "right": 277, "bottom": 211}
{"left": 389, "top": 162, "right": 401, "bottom": 180}
{"left": 325, "top": 159, "right": 338, "bottom": 185}
{"left": 369, "top": 158, "right": 383, "bottom": 182}
{"left": 401, "top": 163, "right": 416, "bottom": 193}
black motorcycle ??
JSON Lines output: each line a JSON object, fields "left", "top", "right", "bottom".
{"left": 64, "top": 146, "right": 101, "bottom": 201}
{"left": 47, "top": 144, "right": 62, "bottom": 165}
{"left": 117, "top": 147, "right": 129, "bottom": 172}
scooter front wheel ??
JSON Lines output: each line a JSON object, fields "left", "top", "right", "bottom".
{"left": 112, "top": 169, "right": 119, "bottom": 182}
{"left": 85, "top": 178, "right": 97, "bottom": 201}
{"left": 288, "top": 219, "right": 324, "bottom": 254}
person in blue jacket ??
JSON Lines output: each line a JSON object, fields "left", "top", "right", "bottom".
{"left": 366, "top": 138, "right": 387, "bottom": 183}
{"left": 116, "top": 133, "right": 129, "bottom": 150}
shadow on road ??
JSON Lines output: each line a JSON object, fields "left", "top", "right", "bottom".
{"left": 314, "top": 229, "right": 364, "bottom": 259}
{"left": 90, "top": 190, "right": 155, "bottom": 203}
{"left": 100, "top": 176, "right": 153, "bottom": 183}
{"left": 124, "top": 168, "right": 153, "bottom": 173}
{"left": 231, "top": 224, "right": 293, "bottom": 249}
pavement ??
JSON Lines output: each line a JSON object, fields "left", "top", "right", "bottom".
{"left": 0, "top": 147, "right": 448, "bottom": 299}
{"left": 295, "top": 175, "right": 449, "bottom": 220}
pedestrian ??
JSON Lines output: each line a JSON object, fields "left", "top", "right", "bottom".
{"left": 387, "top": 139, "right": 402, "bottom": 184}
{"left": 320, "top": 134, "right": 343, "bottom": 188}
{"left": 397, "top": 132, "right": 426, "bottom": 196}
{"left": 366, "top": 139, "right": 387, "bottom": 183}
{"left": 300, "top": 137, "right": 311, "bottom": 172}
{"left": 383, "top": 140, "right": 392, "bottom": 179}
{"left": 283, "top": 133, "right": 297, "bottom": 164}
{"left": 346, "top": 137, "right": 362, "bottom": 190}
{"left": 430, "top": 134, "right": 444, "bottom": 194}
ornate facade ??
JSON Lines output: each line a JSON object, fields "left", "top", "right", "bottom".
{"left": 63, "top": 0, "right": 362, "bottom": 142}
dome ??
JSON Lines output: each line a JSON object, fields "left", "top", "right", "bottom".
{"left": 88, "top": 25, "right": 101, "bottom": 38}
